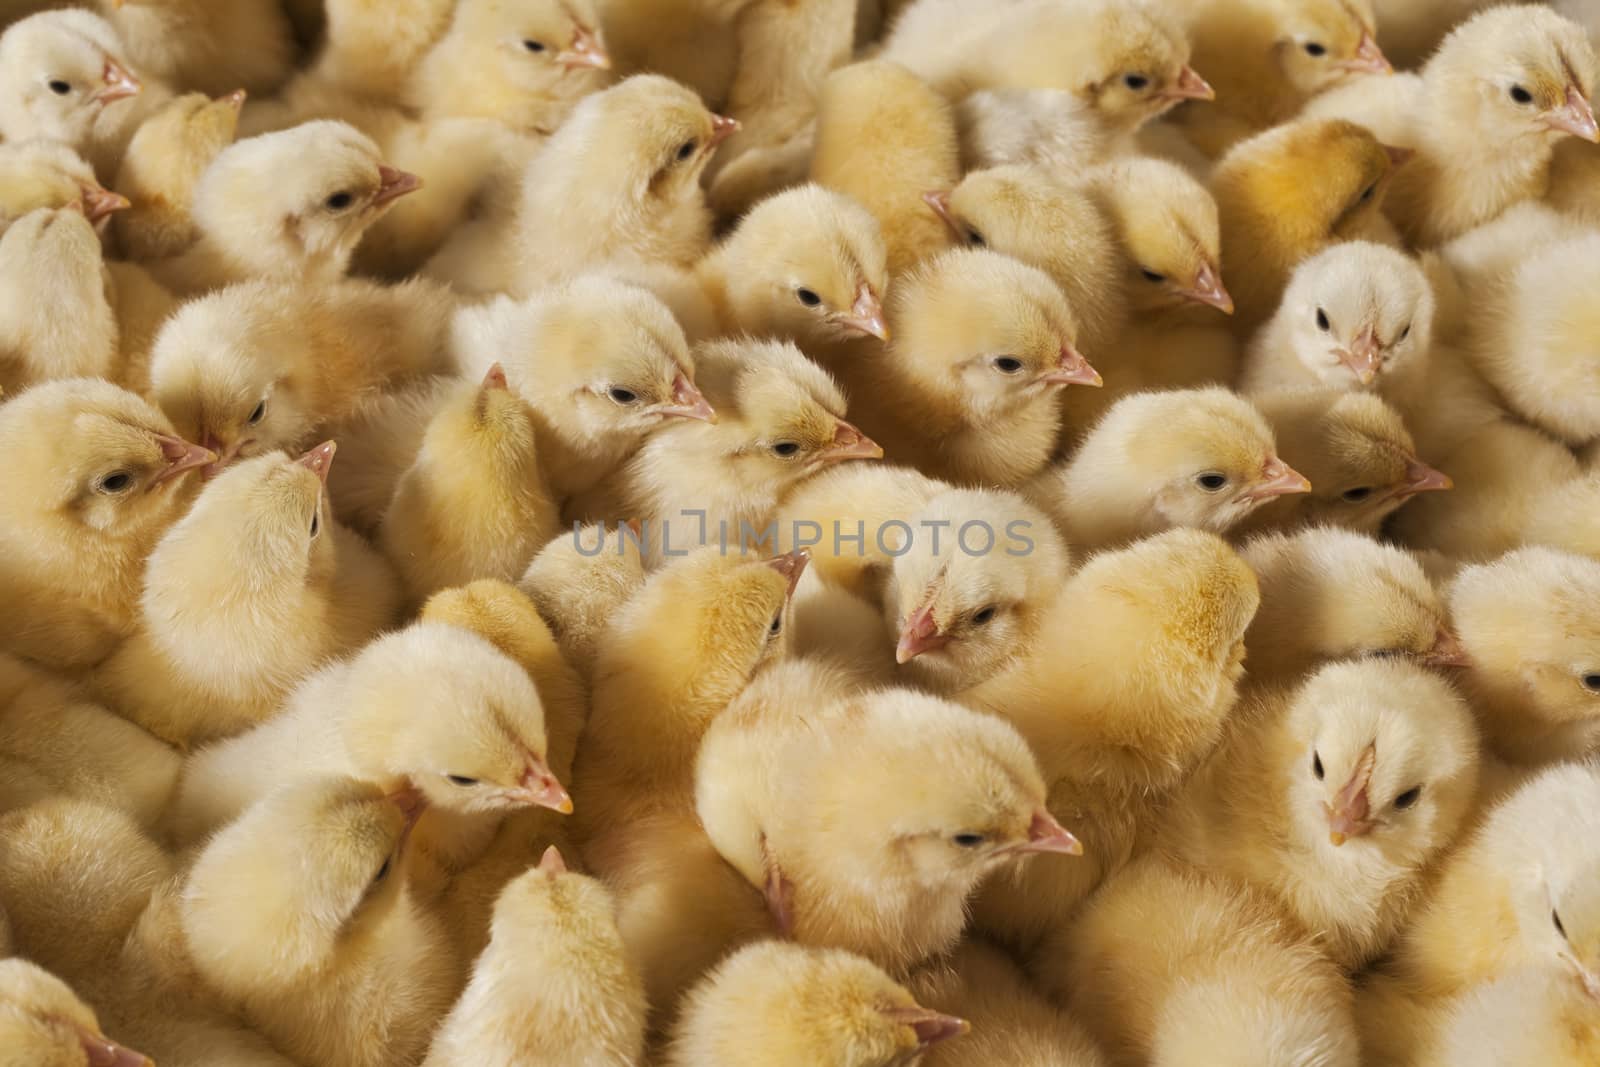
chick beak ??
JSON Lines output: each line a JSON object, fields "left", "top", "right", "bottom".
{"left": 149, "top": 434, "right": 218, "bottom": 489}
{"left": 1325, "top": 744, "right": 1376, "bottom": 847}
{"left": 1037, "top": 343, "right": 1103, "bottom": 388}
{"left": 386, "top": 782, "right": 428, "bottom": 823}
{"left": 80, "top": 183, "right": 131, "bottom": 224}
{"left": 823, "top": 419, "right": 884, "bottom": 463}
{"left": 1014, "top": 808, "right": 1084, "bottom": 856}
{"left": 372, "top": 164, "right": 423, "bottom": 208}
{"left": 882, "top": 1006, "right": 971, "bottom": 1049}
{"left": 1336, "top": 324, "right": 1383, "bottom": 386}
{"left": 1382, "top": 143, "right": 1415, "bottom": 170}
{"left": 1394, "top": 455, "right": 1453, "bottom": 500}
{"left": 1161, "top": 65, "right": 1215, "bottom": 102}
{"left": 1244, "top": 456, "right": 1312, "bottom": 502}
{"left": 657, "top": 372, "right": 717, "bottom": 423}
{"left": 517, "top": 756, "right": 574, "bottom": 814}
{"left": 764, "top": 548, "right": 810, "bottom": 598}
{"left": 557, "top": 26, "right": 611, "bottom": 70}
{"left": 77, "top": 1028, "right": 154, "bottom": 1067}
{"left": 1543, "top": 85, "right": 1600, "bottom": 143}
{"left": 538, "top": 844, "right": 568, "bottom": 874}
{"left": 708, "top": 113, "right": 740, "bottom": 150}
{"left": 1419, "top": 626, "right": 1471, "bottom": 669}
{"left": 95, "top": 58, "right": 141, "bottom": 105}
{"left": 1176, "top": 262, "right": 1235, "bottom": 314}
{"left": 296, "top": 440, "right": 337, "bottom": 486}
{"left": 220, "top": 88, "right": 247, "bottom": 111}
{"left": 1337, "top": 33, "right": 1393, "bottom": 76}
{"left": 896, "top": 602, "right": 950, "bottom": 663}
{"left": 834, "top": 282, "right": 891, "bottom": 342}
{"left": 481, "top": 362, "right": 509, "bottom": 391}
{"left": 923, "top": 189, "right": 959, "bottom": 232}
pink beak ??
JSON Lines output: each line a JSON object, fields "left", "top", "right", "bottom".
{"left": 95, "top": 57, "right": 141, "bottom": 105}
{"left": 1394, "top": 455, "right": 1452, "bottom": 500}
{"left": 1325, "top": 743, "right": 1376, "bottom": 846}
{"left": 373, "top": 164, "right": 423, "bottom": 208}
{"left": 482, "top": 362, "right": 509, "bottom": 391}
{"left": 386, "top": 782, "right": 428, "bottom": 823}
{"left": 924, "top": 189, "right": 959, "bottom": 230}
{"left": 149, "top": 434, "right": 218, "bottom": 488}
{"left": 1419, "top": 626, "right": 1470, "bottom": 669}
{"left": 1038, "top": 343, "right": 1103, "bottom": 387}
{"left": 80, "top": 183, "right": 130, "bottom": 223}
{"left": 1544, "top": 84, "right": 1600, "bottom": 143}
{"left": 1336, "top": 324, "right": 1384, "bottom": 386}
{"left": 835, "top": 282, "right": 891, "bottom": 341}
{"left": 297, "top": 440, "right": 337, "bottom": 486}
{"left": 708, "top": 113, "right": 740, "bottom": 149}
{"left": 657, "top": 371, "right": 717, "bottom": 422}
{"left": 896, "top": 601, "right": 949, "bottom": 663}
{"left": 1382, "top": 143, "right": 1415, "bottom": 169}
{"left": 1244, "top": 456, "right": 1312, "bottom": 502}
{"left": 1336, "top": 33, "right": 1393, "bottom": 76}
{"left": 1176, "top": 262, "right": 1234, "bottom": 314}
{"left": 764, "top": 548, "right": 810, "bottom": 597}
{"left": 1014, "top": 808, "right": 1084, "bottom": 856}
{"left": 220, "top": 88, "right": 248, "bottom": 111}
{"left": 882, "top": 1006, "right": 971, "bottom": 1049}
{"left": 518, "top": 755, "right": 574, "bottom": 814}
{"left": 557, "top": 25, "right": 611, "bottom": 70}
{"left": 77, "top": 1029, "right": 154, "bottom": 1067}
{"left": 538, "top": 844, "right": 568, "bottom": 874}
{"left": 1161, "top": 64, "right": 1215, "bottom": 102}
{"left": 823, "top": 419, "right": 884, "bottom": 463}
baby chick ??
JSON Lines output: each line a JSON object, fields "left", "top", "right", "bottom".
{"left": 0, "top": 378, "right": 213, "bottom": 670}
{"left": 1449, "top": 546, "right": 1600, "bottom": 765}
{"left": 1422, "top": 966, "right": 1600, "bottom": 1067}
{"left": 0, "top": 204, "right": 117, "bottom": 396}
{"left": 1211, "top": 117, "right": 1407, "bottom": 330}
{"left": 310, "top": 0, "right": 455, "bottom": 103}
{"left": 423, "top": 849, "right": 643, "bottom": 1067}
{"left": 839, "top": 247, "right": 1100, "bottom": 487}
{"left": 92, "top": 445, "right": 398, "bottom": 748}
{"left": 1241, "top": 241, "right": 1435, "bottom": 395}
{"left": 100, "top": 0, "right": 293, "bottom": 97}
{"left": 378, "top": 366, "right": 560, "bottom": 607}
{"left": 151, "top": 120, "right": 421, "bottom": 293}
{"left": 0, "top": 137, "right": 126, "bottom": 235}
{"left": 518, "top": 522, "right": 647, "bottom": 682}
{"left": 1163, "top": 659, "right": 1481, "bottom": 970}
{"left": 0, "top": 957, "right": 154, "bottom": 1067}
{"left": 179, "top": 776, "right": 456, "bottom": 1067}
{"left": 111, "top": 90, "right": 242, "bottom": 261}
{"left": 666, "top": 942, "right": 969, "bottom": 1067}
{"left": 1032, "top": 388, "right": 1309, "bottom": 551}
{"left": 1244, "top": 390, "right": 1451, "bottom": 536}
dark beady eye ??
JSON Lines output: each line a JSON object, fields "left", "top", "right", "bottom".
{"left": 1312, "top": 751, "right": 1324, "bottom": 780}
{"left": 372, "top": 856, "right": 392, "bottom": 884}
{"left": 325, "top": 191, "right": 353, "bottom": 210}
{"left": 992, "top": 356, "right": 1024, "bottom": 374}
{"left": 676, "top": 140, "right": 697, "bottom": 162}
{"left": 1582, "top": 673, "right": 1600, "bottom": 692}
{"left": 796, "top": 288, "right": 822, "bottom": 308}
{"left": 446, "top": 774, "right": 479, "bottom": 786}
{"left": 971, "top": 606, "right": 996, "bottom": 626}
{"left": 966, "top": 227, "right": 986, "bottom": 247}
{"left": 522, "top": 39, "right": 546, "bottom": 52}
{"left": 247, "top": 399, "right": 267, "bottom": 424}
{"left": 1510, "top": 85, "right": 1534, "bottom": 104}
{"left": 1394, "top": 786, "right": 1421, "bottom": 809}
{"left": 952, "top": 833, "right": 986, "bottom": 848}
{"left": 1304, "top": 42, "right": 1327, "bottom": 56}
{"left": 309, "top": 510, "right": 320, "bottom": 538}
{"left": 47, "top": 79, "right": 71, "bottom": 95}
{"left": 1398, "top": 323, "right": 1411, "bottom": 341}
{"left": 1196, "top": 472, "right": 1229, "bottom": 492}
{"left": 768, "top": 612, "right": 783, "bottom": 636}
{"left": 1359, "top": 184, "right": 1377, "bottom": 204}
{"left": 771, "top": 441, "right": 801, "bottom": 458}
{"left": 1141, "top": 269, "right": 1166, "bottom": 283}
{"left": 97, "top": 471, "right": 135, "bottom": 495}
{"left": 1341, "top": 487, "right": 1372, "bottom": 503}
{"left": 1316, "top": 308, "right": 1330, "bottom": 331}
{"left": 1124, "top": 73, "right": 1149, "bottom": 90}
{"left": 608, "top": 386, "right": 638, "bottom": 404}
{"left": 1555, "top": 908, "right": 1569, "bottom": 939}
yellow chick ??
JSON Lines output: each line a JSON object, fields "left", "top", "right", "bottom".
{"left": 151, "top": 120, "right": 421, "bottom": 293}
{"left": 1212, "top": 117, "right": 1407, "bottom": 330}
{"left": 378, "top": 366, "right": 560, "bottom": 607}
{"left": 309, "top": 0, "right": 455, "bottom": 103}
{"left": 1523, "top": 468, "right": 1600, "bottom": 560}
{"left": 1368, "top": 0, "right": 1495, "bottom": 70}
{"left": 449, "top": 274, "right": 714, "bottom": 505}
{"left": 0, "top": 137, "right": 127, "bottom": 234}
{"left": 518, "top": 521, "right": 647, "bottom": 682}
{"left": 958, "top": 528, "right": 1260, "bottom": 952}
{"left": 810, "top": 59, "right": 961, "bottom": 276}
{"left": 0, "top": 378, "right": 213, "bottom": 671}
{"left": 0, "top": 205, "right": 117, "bottom": 396}
{"left": 1449, "top": 546, "right": 1600, "bottom": 765}
{"left": 1039, "top": 854, "right": 1360, "bottom": 1067}
{"left": 179, "top": 776, "right": 456, "bottom": 1067}
{"left": 838, "top": 247, "right": 1101, "bottom": 488}
{"left": 696, "top": 676, "right": 1081, "bottom": 974}
{"left": 1243, "top": 390, "right": 1452, "bottom": 536}
{"left": 421, "top": 848, "right": 646, "bottom": 1067}
{"left": 0, "top": 958, "right": 154, "bottom": 1067}
{"left": 1241, "top": 241, "right": 1435, "bottom": 395}
{"left": 110, "top": 90, "right": 242, "bottom": 261}
{"left": 1163, "top": 659, "right": 1481, "bottom": 971}
{"left": 1421, "top": 966, "right": 1600, "bottom": 1067}
{"left": 98, "top": 0, "right": 293, "bottom": 97}
{"left": 1309, "top": 5, "right": 1600, "bottom": 247}
{"left": 1031, "top": 387, "right": 1309, "bottom": 551}
{"left": 666, "top": 941, "right": 970, "bottom": 1067}
{"left": 92, "top": 444, "right": 398, "bottom": 748}
{"left": 149, "top": 276, "right": 454, "bottom": 469}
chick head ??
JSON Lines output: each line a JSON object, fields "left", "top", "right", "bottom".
{"left": 672, "top": 942, "right": 968, "bottom": 1067}
{"left": 181, "top": 776, "right": 416, "bottom": 981}
{"left": 0, "top": 11, "right": 142, "bottom": 147}
{"left": 421, "top": 364, "right": 539, "bottom": 482}
{"left": 581, "top": 74, "right": 735, "bottom": 201}
{"left": 1275, "top": 242, "right": 1434, "bottom": 390}
{"left": 1285, "top": 659, "right": 1478, "bottom": 863}
{"left": 0, "top": 378, "right": 214, "bottom": 543}
{"left": 1428, "top": 5, "right": 1599, "bottom": 149}
{"left": 887, "top": 488, "right": 1070, "bottom": 693}
{"left": 486, "top": 850, "right": 636, "bottom": 993}
{"left": 890, "top": 248, "right": 1098, "bottom": 419}
{"left": 0, "top": 958, "right": 152, "bottom": 1067}
{"left": 714, "top": 185, "right": 890, "bottom": 346}
{"left": 1092, "top": 157, "right": 1232, "bottom": 316}
{"left": 442, "top": 0, "right": 611, "bottom": 114}
{"left": 126, "top": 90, "right": 244, "bottom": 176}
{"left": 1272, "top": 0, "right": 1390, "bottom": 97}
{"left": 337, "top": 622, "right": 571, "bottom": 816}
{"left": 192, "top": 120, "right": 420, "bottom": 277}
{"left": 0, "top": 140, "right": 125, "bottom": 234}
{"left": 1080, "top": 388, "right": 1311, "bottom": 535}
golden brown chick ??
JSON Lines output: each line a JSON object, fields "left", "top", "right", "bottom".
{"left": 0, "top": 204, "right": 117, "bottom": 396}
{"left": 1212, "top": 117, "right": 1407, "bottom": 330}
{"left": 110, "top": 89, "right": 242, "bottom": 261}
{"left": 518, "top": 521, "right": 647, "bottom": 683}
{"left": 0, "top": 378, "right": 213, "bottom": 671}
{"left": 98, "top": 0, "right": 293, "bottom": 98}
{"left": 667, "top": 941, "right": 969, "bottom": 1067}
{"left": 378, "top": 366, "right": 560, "bottom": 607}
{"left": 0, "top": 957, "right": 155, "bottom": 1067}
{"left": 1031, "top": 387, "right": 1308, "bottom": 551}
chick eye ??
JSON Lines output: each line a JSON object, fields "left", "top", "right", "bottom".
{"left": 446, "top": 775, "right": 480, "bottom": 786}
{"left": 47, "top": 79, "right": 72, "bottom": 95}
{"left": 1555, "top": 908, "right": 1569, "bottom": 939}
{"left": 522, "top": 39, "right": 546, "bottom": 52}
{"left": 325, "top": 191, "right": 353, "bottom": 211}
{"left": 1196, "top": 472, "right": 1229, "bottom": 492}
{"left": 1312, "top": 751, "right": 1324, "bottom": 780}
{"left": 1582, "top": 673, "right": 1600, "bottom": 692}
{"left": 309, "top": 510, "right": 320, "bottom": 538}
{"left": 1394, "top": 786, "right": 1422, "bottom": 809}
{"left": 1341, "top": 486, "right": 1372, "bottom": 503}
{"left": 1316, "top": 308, "right": 1330, "bottom": 331}
{"left": 1359, "top": 184, "right": 1377, "bottom": 204}
{"left": 952, "top": 833, "right": 987, "bottom": 848}
{"left": 1123, "top": 73, "right": 1150, "bottom": 91}
{"left": 992, "top": 356, "right": 1025, "bottom": 374}
{"left": 971, "top": 606, "right": 997, "bottom": 625}
{"left": 247, "top": 399, "right": 267, "bottom": 424}
{"left": 771, "top": 441, "right": 801, "bottom": 458}
{"left": 1398, "top": 323, "right": 1411, "bottom": 341}
{"left": 1141, "top": 269, "right": 1167, "bottom": 283}
{"left": 97, "top": 471, "right": 135, "bottom": 495}
{"left": 1304, "top": 42, "right": 1327, "bottom": 57}
{"left": 1510, "top": 85, "right": 1534, "bottom": 105}
{"left": 676, "top": 140, "right": 698, "bottom": 162}
{"left": 768, "top": 612, "right": 783, "bottom": 636}
{"left": 965, "top": 227, "right": 986, "bottom": 247}
{"left": 372, "top": 856, "right": 392, "bottom": 884}
{"left": 795, "top": 288, "right": 822, "bottom": 308}
{"left": 607, "top": 386, "right": 639, "bottom": 405}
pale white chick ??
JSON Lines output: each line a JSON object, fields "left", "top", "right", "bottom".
{"left": 99, "top": 0, "right": 294, "bottom": 97}
{"left": 1422, "top": 966, "right": 1600, "bottom": 1067}
{"left": 0, "top": 138, "right": 127, "bottom": 234}
{"left": 0, "top": 957, "right": 154, "bottom": 1067}
{"left": 0, "top": 205, "right": 117, "bottom": 396}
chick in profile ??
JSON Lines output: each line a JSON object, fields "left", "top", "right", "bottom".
{"left": 0, "top": 138, "right": 126, "bottom": 235}
{"left": 0, "top": 957, "right": 154, "bottom": 1067}
{"left": 378, "top": 366, "right": 559, "bottom": 606}
{"left": 99, "top": 0, "right": 293, "bottom": 97}
{"left": 149, "top": 276, "right": 453, "bottom": 470}
{"left": 666, "top": 942, "right": 969, "bottom": 1067}
{"left": 1245, "top": 390, "right": 1451, "bottom": 536}
{"left": 111, "top": 90, "right": 242, "bottom": 261}
{"left": 1422, "top": 966, "right": 1600, "bottom": 1067}
{"left": 1241, "top": 242, "right": 1435, "bottom": 395}
{"left": 1032, "top": 388, "right": 1309, "bottom": 551}
{"left": 1450, "top": 547, "right": 1600, "bottom": 765}
{"left": 518, "top": 522, "right": 646, "bottom": 682}
{"left": 179, "top": 776, "right": 456, "bottom": 1067}
{"left": 151, "top": 121, "right": 421, "bottom": 293}
{"left": 0, "top": 204, "right": 117, "bottom": 395}
{"left": 1164, "top": 659, "right": 1481, "bottom": 970}
{"left": 422, "top": 848, "right": 645, "bottom": 1067}
{"left": 1212, "top": 117, "right": 1406, "bottom": 330}
{"left": 0, "top": 379, "right": 213, "bottom": 670}
{"left": 839, "top": 247, "right": 1100, "bottom": 488}
{"left": 92, "top": 444, "right": 398, "bottom": 748}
